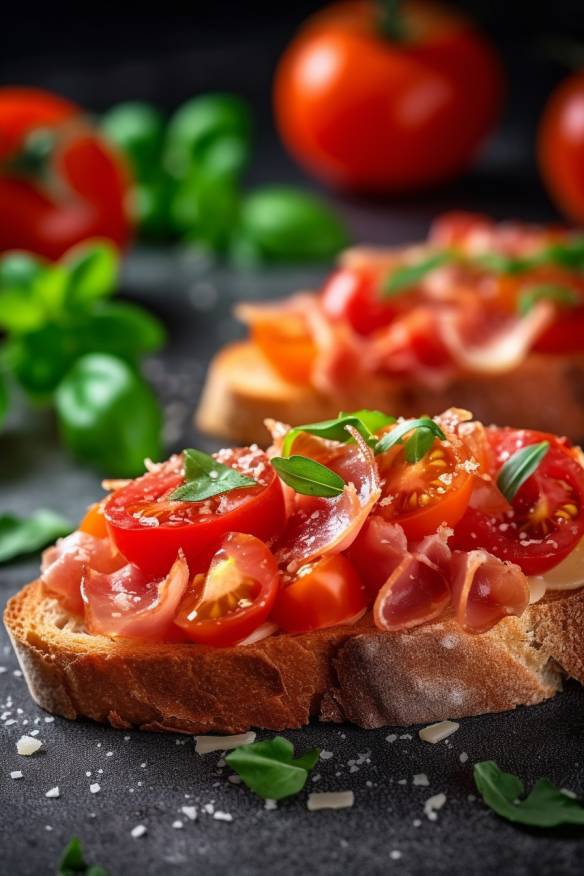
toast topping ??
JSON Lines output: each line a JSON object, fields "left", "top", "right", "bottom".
{"left": 39, "top": 408, "right": 584, "bottom": 646}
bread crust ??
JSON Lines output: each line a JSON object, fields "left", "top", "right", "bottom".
{"left": 196, "top": 342, "right": 584, "bottom": 445}
{"left": 6, "top": 580, "right": 581, "bottom": 734}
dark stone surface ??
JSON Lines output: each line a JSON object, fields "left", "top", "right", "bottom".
{"left": 1, "top": 235, "right": 584, "bottom": 876}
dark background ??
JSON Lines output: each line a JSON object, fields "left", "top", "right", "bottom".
{"left": 2, "top": 4, "right": 584, "bottom": 875}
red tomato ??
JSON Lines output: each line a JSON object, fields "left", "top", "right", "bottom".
{"left": 376, "top": 426, "right": 474, "bottom": 540}
{"left": 104, "top": 448, "right": 286, "bottom": 579}
{"left": 78, "top": 501, "right": 108, "bottom": 539}
{"left": 270, "top": 554, "right": 367, "bottom": 634}
{"left": 533, "top": 308, "right": 584, "bottom": 354}
{"left": 321, "top": 267, "right": 397, "bottom": 335}
{"left": 451, "top": 428, "right": 584, "bottom": 575}
{"left": 538, "top": 71, "right": 584, "bottom": 224}
{"left": 174, "top": 533, "right": 280, "bottom": 647}
{"left": 274, "top": 1, "right": 503, "bottom": 192}
{"left": 0, "top": 87, "right": 131, "bottom": 258}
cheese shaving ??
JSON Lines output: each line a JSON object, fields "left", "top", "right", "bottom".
{"left": 419, "top": 720, "right": 459, "bottom": 744}
{"left": 307, "top": 791, "right": 355, "bottom": 811}
{"left": 195, "top": 731, "right": 256, "bottom": 754}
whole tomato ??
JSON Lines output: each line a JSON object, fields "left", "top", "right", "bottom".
{"left": 274, "top": 0, "right": 503, "bottom": 193}
{"left": 0, "top": 88, "right": 131, "bottom": 259}
{"left": 538, "top": 71, "right": 584, "bottom": 224}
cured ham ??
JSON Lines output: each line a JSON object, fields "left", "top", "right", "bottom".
{"left": 373, "top": 552, "right": 450, "bottom": 632}
{"left": 41, "top": 532, "right": 124, "bottom": 614}
{"left": 82, "top": 551, "right": 190, "bottom": 640}
{"left": 276, "top": 427, "right": 381, "bottom": 572}
{"left": 347, "top": 515, "right": 408, "bottom": 596}
{"left": 449, "top": 549, "right": 529, "bottom": 633}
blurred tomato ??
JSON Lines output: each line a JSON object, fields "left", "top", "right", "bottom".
{"left": 0, "top": 88, "right": 131, "bottom": 259}
{"left": 274, "top": 0, "right": 503, "bottom": 193}
{"left": 539, "top": 71, "right": 584, "bottom": 224}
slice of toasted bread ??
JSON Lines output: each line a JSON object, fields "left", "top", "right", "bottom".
{"left": 196, "top": 342, "right": 584, "bottom": 445}
{"left": 6, "top": 579, "right": 584, "bottom": 734}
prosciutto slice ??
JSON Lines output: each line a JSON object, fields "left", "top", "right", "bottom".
{"left": 450, "top": 549, "right": 529, "bottom": 633}
{"left": 347, "top": 516, "right": 408, "bottom": 596}
{"left": 276, "top": 427, "right": 381, "bottom": 572}
{"left": 373, "top": 553, "right": 450, "bottom": 632}
{"left": 41, "top": 532, "right": 124, "bottom": 615}
{"left": 81, "top": 551, "right": 190, "bottom": 640}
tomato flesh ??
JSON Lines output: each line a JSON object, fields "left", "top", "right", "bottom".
{"left": 174, "top": 532, "right": 280, "bottom": 647}
{"left": 271, "top": 554, "right": 366, "bottom": 634}
{"left": 376, "top": 430, "right": 475, "bottom": 540}
{"left": 451, "top": 428, "right": 584, "bottom": 574}
{"left": 105, "top": 448, "right": 285, "bottom": 578}
{"left": 79, "top": 501, "right": 108, "bottom": 539}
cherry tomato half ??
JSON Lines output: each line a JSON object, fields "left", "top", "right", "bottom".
{"left": 271, "top": 554, "right": 367, "bottom": 634}
{"left": 375, "top": 427, "right": 474, "bottom": 540}
{"left": 105, "top": 448, "right": 285, "bottom": 579}
{"left": 451, "top": 428, "right": 584, "bottom": 575}
{"left": 174, "top": 532, "right": 280, "bottom": 647}
{"left": 78, "top": 501, "right": 109, "bottom": 539}
{"left": 321, "top": 267, "right": 397, "bottom": 336}
{"left": 0, "top": 87, "right": 131, "bottom": 259}
{"left": 274, "top": 1, "right": 503, "bottom": 192}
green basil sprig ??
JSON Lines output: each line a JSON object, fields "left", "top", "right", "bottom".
{"left": 381, "top": 251, "right": 454, "bottom": 297}
{"left": 58, "top": 837, "right": 108, "bottom": 876}
{"left": 474, "top": 761, "right": 584, "bottom": 827}
{"left": 282, "top": 409, "right": 395, "bottom": 457}
{"left": 375, "top": 416, "right": 446, "bottom": 461}
{"left": 517, "top": 284, "right": 579, "bottom": 316}
{"left": 0, "top": 510, "right": 72, "bottom": 564}
{"left": 225, "top": 736, "right": 320, "bottom": 800}
{"left": 496, "top": 441, "right": 549, "bottom": 502}
{"left": 170, "top": 448, "right": 257, "bottom": 502}
{"left": 271, "top": 455, "right": 345, "bottom": 498}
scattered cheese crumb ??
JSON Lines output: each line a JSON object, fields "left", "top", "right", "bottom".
{"left": 320, "top": 750, "right": 334, "bottom": 760}
{"left": 203, "top": 803, "right": 214, "bottom": 815}
{"left": 307, "top": 791, "right": 354, "bottom": 811}
{"left": 424, "top": 792, "right": 447, "bottom": 821}
{"left": 386, "top": 734, "right": 397, "bottom": 743}
{"left": 419, "top": 721, "right": 459, "bottom": 744}
{"left": 44, "top": 716, "right": 54, "bottom": 723}
{"left": 561, "top": 788, "right": 577, "bottom": 799}
{"left": 181, "top": 806, "right": 197, "bottom": 821}
{"left": 45, "top": 787, "right": 60, "bottom": 799}
{"left": 227, "top": 774, "right": 242, "bottom": 784}
{"left": 89, "top": 783, "right": 101, "bottom": 794}
{"left": 10, "top": 771, "right": 23, "bottom": 779}
{"left": 131, "top": 825, "right": 147, "bottom": 839}
{"left": 264, "top": 799, "right": 277, "bottom": 811}
{"left": 195, "top": 731, "right": 256, "bottom": 754}
{"left": 172, "top": 820, "right": 183, "bottom": 829}
{"left": 390, "top": 851, "right": 402, "bottom": 860}
{"left": 459, "top": 752, "right": 469, "bottom": 764}
{"left": 16, "top": 736, "right": 42, "bottom": 756}
{"left": 413, "top": 773, "right": 429, "bottom": 786}
{"left": 412, "top": 819, "right": 422, "bottom": 827}
{"left": 213, "top": 811, "right": 233, "bottom": 822}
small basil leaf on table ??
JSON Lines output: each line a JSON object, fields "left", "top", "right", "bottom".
{"left": 381, "top": 251, "right": 454, "bottom": 297}
{"left": 474, "top": 761, "right": 584, "bottom": 827}
{"left": 76, "top": 301, "right": 166, "bottom": 361}
{"left": 63, "top": 241, "right": 119, "bottom": 307}
{"left": 0, "top": 510, "right": 72, "bottom": 564}
{"left": 375, "top": 416, "right": 446, "bottom": 457}
{"left": 497, "top": 441, "right": 549, "bottom": 502}
{"left": 170, "top": 448, "right": 257, "bottom": 502}
{"left": 101, "top": 101, "right": 165, "bottom": 178}
{"left": 517, "top": 284, "right": 579, "bottom": 316}
{"left": 56, "top": 353, "right": 162, "bottom": 477}
{"left": 271, "top": 455, "right": 345, "bottom": 497}
{"left": 282, "top": 409, "right": 395, "bottom": 457}
{"left": 225, "top": 736, "right": 320, "bottom": 800}
{"left": 58, "top": 836, "right": 109, "bottom": 876}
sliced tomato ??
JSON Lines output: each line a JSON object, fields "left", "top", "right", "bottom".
{"left": 375, "top": 426, "right": 474, "bottom": 541}
{"left": 105, "top": 448, "right": 285, "bottom": 579}
{"left": 320, "top": 267, "right": 397, "bottom": 336}
{"left": 78, "top": 501, "right": 109, "bottom": 539}
{"left": 270, "top": 554, "right": 366, "bottom": 635}
{"left": 174, "top": 533, "right": 280, "bottom": 647}
{"left": 451, "top": 428, "right": 584, "bottom": 574}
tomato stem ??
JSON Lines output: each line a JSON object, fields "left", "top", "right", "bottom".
{"left": 376, "top": 0, "right": 406, "bottom": 42}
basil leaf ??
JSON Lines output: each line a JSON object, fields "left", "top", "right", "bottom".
{"left": 225, "top": 735, "right": 320, "bottom": 800}
{"left": 497, "top": 441, "right": 549, "bottom": 502}
{"left": 404, "top": 425, "right": 437, "bottom": 463}
{"left": 282, "top": 409, "right": 395, "bottom": 456}
{"left": 170, "top": 448, "right": 257, "bottom": 502}
{"left": 0, "top": 370, "right": 8, "bottom": 429}
{"left": 381, "top": 252, "right": 454, "bottom": 297}
{"left": 271, "top": 455, "right": 345, "bottom": 497}
{"left": 517, "top": 284, "right": 579, "bottom": 316}
{"left": 474, "top": 761, "right": 584, "bottom": 827}
{"left": 375, "top": 416, "right": 446, "bottom": 457}
{"left": 0, "top": 251, "right": 44, "bottom": 289}
{"left": 64, "top": 242, "right": 118, "bottom": 307}
{"left": 0, "top": 510, "right": 72, "bottom": 564}
{"left": 76, "top": 301, "right": 166, "bottom": 361}
{"left": 543, "top": 237, "right": 584, "bottom": 270}
{"left": 470, "top": 252, "right": 531, "bottom": 275}
{"left": 58, "top": 836, "right": 109, "bottom": 876}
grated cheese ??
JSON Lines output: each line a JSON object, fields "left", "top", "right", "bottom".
{"left": 195, "top": 731, "right": 256, "bottom": 754}
{"left": 130, "top": 825, "right": 147, "bottom": 838}
{"left": 10, "top": 771, "right": 23, "bottom": 779}
{"left": 419, "top": 721, "right": 459, "bottom": 744}
{"left": 16, "top": 735, "right": 42, "bottom": 756}
{"left": 181, "top": 805, "right": 197, "bottom": 821}
{"left": 307, "top": 791, "right": 354, "bottom": 811}
{"left": 424, "top": 792, "right": 447, "bottom": 821}
{"left": 45, "top": 787, "right": 60, "bottom": 799}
